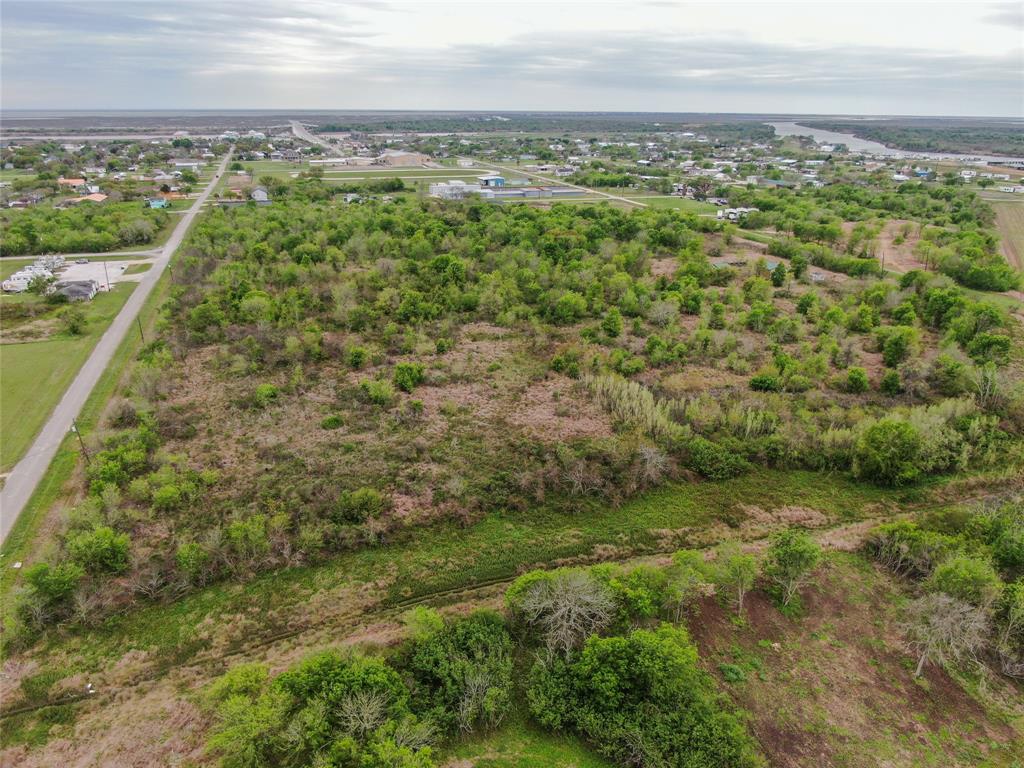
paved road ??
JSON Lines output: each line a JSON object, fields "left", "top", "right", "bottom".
{"left": 290, "top": 120, "right": 337, "bottom": 152}
{"left": 0, "top": 151, "right": 232, "bottom": 545}
{"left": 1, "top": 248, "right": 162, "bottom": 262}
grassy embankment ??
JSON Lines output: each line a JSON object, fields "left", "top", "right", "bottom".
{"left": 0, "top": 283, "right": 134, "bottom": 471}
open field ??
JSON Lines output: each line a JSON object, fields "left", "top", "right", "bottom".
{"left": 3, "top": 142, "right": 1024, "bottom": 768}
{"left": 0, "top": 283, "right": 134, "bottom": 471}
{"left": 620, "top": 194, "right": 718, "bottom": 212}
{"left": 992, "top": 200, "right": 1024, "bottom": 270}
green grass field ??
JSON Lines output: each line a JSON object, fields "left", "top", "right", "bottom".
{"left": 991, "top": 200, "right": 1024, "bottom": 270}
{"left": 443, "top": 716, "right": 612, "bottom": 767}
{"left": 0, "top": 283, "right": 134, "bottom": 471}
{"left": 1, "top": 259, "right": 34, "bottom": 279}
{"left": 623, "top": 195, "right": 718, "bottom": 213}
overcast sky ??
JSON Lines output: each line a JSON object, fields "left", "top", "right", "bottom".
{"left": 2, "top": 0, "right": 1022, "bottom": 116}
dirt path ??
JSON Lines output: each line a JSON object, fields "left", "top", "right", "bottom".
{"left": 3, "top": 482, "right": 1019, "bottom": 767}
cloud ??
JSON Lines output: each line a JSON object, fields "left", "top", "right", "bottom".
{"left": 982, "top": 2, "right": 1024, "bottom": 30}
{"left": 1, "top": 1, "right": 1021, "bottom": 115}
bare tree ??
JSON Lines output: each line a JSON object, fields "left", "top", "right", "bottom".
{"left": 903, "top": 593, "right": 989, "bottom": 678}
{"left": 457, "top": 668, "right": 494, "bottom": 732}
{"left": 518, "top": 570, "right": 615, "bottom": 655}
{"left": 392, "top": 716, "right": 437, "bottom": 750}
{"left": 337, "top": 689, "right": 389, "bottom": 738}
{"left": 636, "top": 445, "right": 669, "bottom": 487}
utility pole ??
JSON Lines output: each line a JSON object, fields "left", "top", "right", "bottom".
{"left": 102, "top": 259, "right": 110, "bottom": 291}
{"left": 71, "top": 419, "right": 90, "bottom": 465}
{"left": 137, "top": 316, "right": 145, "bottom": 343}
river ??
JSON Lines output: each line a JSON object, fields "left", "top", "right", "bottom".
{"left": 768, "top": 121, "right": 1024, "bottom": 164}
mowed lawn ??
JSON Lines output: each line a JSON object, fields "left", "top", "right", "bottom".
{"left": 0, "top": 283, "right": 134, "bottom": 471}
{"left": 992, "top": 200, "right": 1024, "bottom": 270}
{"left": 624, "top": 195, "right": 719, "bottom": 213}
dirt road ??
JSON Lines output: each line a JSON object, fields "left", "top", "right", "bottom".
{"left": 0, "top": 152, "right": 232, "bottom": 545}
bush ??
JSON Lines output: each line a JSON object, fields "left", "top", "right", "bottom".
{"left": 685, "top": 436, "right": 750, "bottom": 480}
{"left": 526, "top": 625, "right": 760, "bottom": 768}
{"left": 846, "top": 367, "right": 869, "bottom": 393}
{"left": 405, "top": 611, "right": 514, "bottom": 733}
{"left": 66, "top": 525, "right": 130, "bottom": 575}
{"left": 880, "top": 369, "right": 902, "bottom": 395}
{"left": 336, "top": 487, "right": 387, "bottom": 524}
{"left": 348, "top": 346, "right": 369, "bottom": 369}
{"left": 749, "top": 373, "right": 781, "bottom": 392}
{"left": 176, "top": 541, "right": 212, "bottom": 585}
{"left": 927, "top": 555, "right": 1003, "bottom": 609}
{"left": 854, "top": 418, "right": 923, "bottom": 486}
{"left": 59, "top": 305, "right": 87, "bottom": 336}
{"left": 394, "top": 362, "right": 426, "bottom": 393}
{"left": 23, "top": 562, "right": 83, "bottom": 607}
{"left": 601, "top": 307, "right": 623, "bottom": 338}
{"left": 360, "top": 379, "right": 396, "bottom": 407}
{"left": 321, "top": 414, "right": 344, "bottom": 429}
{"left": 252, "top": 383, "right": 279, "bottom": 408}
{"left": 206, "top": 652, "right": 435, "bottom": 768}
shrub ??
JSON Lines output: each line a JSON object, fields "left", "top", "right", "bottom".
{"left": 394, "top": 362, "right": 426, "bottom": 393}
{"left": 59, "top": 306, "right": 87, "bottom": 336}
{"left": 321, "top": 414, "right": 343, "bottom": 429}
{"left": 854, "top": 418, "right": 923, "bottom": 486}
{"left": 23, "top": 562, "right": 83, "bottom": 608}
{"left": 877, "top": 326, "right": 919, "bottom": 367}
{"left": 763, "top": 528, "right": 821, "bottom": 606}
{"left": 846, "top": 367, "right": 869, "bottom": 393}
{"left": 406, "top": 611, "right": 514, "bottom": 733}
{"left": 867, "top": 521, "right": 956, "bottom": 578}
{"left": 360, "top": 379, "right": 396, "bottom": 407}
{"left": 252, "top": 383, "right": 279, "bottom": 408}
{"left": 927, "top": 555, "right": 1003, "bottom": 609}
{"left": 601, "top": 307, "right": 623, "bottom": 338}
{"left": 685, "top": 436, "right": 750, "bottom": 480}
{"left": 66, "top": 525, "right": 130, "bottom": 575}
{"left": 526, "top": 625, "right": 760, "bottom": 768}
{"left": 552, "top": 291, "right": 587, "bottom": 324}
{"left": 176, "top": 541, "right": 212, "bottom": 585}
{"left": 336, "top": 487, "right": 387, "bottom": 524}
{"left": 880, "top": 369, "right": 902, "bottom": 395}
{"left": 348, "top": 346, "right": 369, "bottom": 369}
{"left": 749, "top": 373, "right": 781, "bottom": 392}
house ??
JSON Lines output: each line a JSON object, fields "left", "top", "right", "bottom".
{"left": 57, "top": 176, "right": 87, "bottom": 188}
{"left": 456, "top": 158, "right": 474, "bottom": 168}
{"left": 891, "top": 174, "right": 910, "bottom": 182}
{"left": 478, "top": 174, "right": 504, "bottom": 188}
{"left": 251, "top": 187, "right": 271, "bottom": 204}
{"left": 54, "top": 279, "right": 100, "bottom": 302}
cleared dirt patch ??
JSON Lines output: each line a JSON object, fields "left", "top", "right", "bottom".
{"left": 689, "top": 555, "right": 1024, "bottom": 768}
